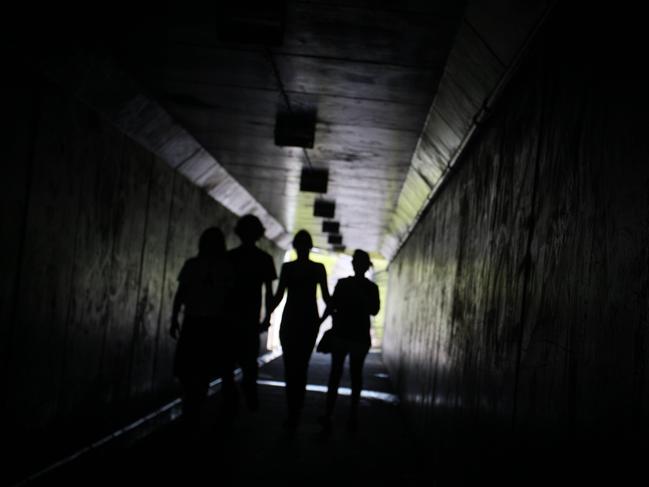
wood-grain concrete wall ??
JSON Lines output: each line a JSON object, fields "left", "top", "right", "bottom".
{"left": 383, "top": 5, "right": 648, "bottom": 480}
{"left": 1, "top": 69, "right": 282, "bottom": 480}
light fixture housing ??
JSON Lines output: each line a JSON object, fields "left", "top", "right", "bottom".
{"left": 322, "top": 220, "right": 339, "bottom": 233}
{"left": 314, "top": 199, "right": 335, "bottom": 218}
{"left": 275, "top": 109, "right": 316, "bottom": 148}
{"left": 327, "top": 234, "right": 342, "bottom": 245}
{"left": 300, "top": 168, "right": 328, "bottom": 193}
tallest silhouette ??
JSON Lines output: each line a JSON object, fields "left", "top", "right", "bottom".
{"left": 225, "top": 215, "right": 277, "bottom": 413}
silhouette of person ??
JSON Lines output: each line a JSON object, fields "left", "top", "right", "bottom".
{"left": 318, "top": 249, "right": 380, "bottom": 432}
{"left": 170, "top": 227, "right": 230, "bottom": 431}
{"left": 268, "top": 230, "right": 330, "bottom": 430}
{"left": 225, "top": 214, "right": 277, "bottom": 412}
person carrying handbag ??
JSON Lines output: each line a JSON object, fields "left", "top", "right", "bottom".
{"left": 317, "top": 249, "right": 380, "bottom": 432}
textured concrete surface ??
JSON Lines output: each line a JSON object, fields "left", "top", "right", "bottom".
{"left": 383, "top": 4, "right": 649, "bottom": 480}
{"left": 23, "top": 352, "right": 422, "bottom": 487}
{"left": 381, "top": 0, "right": 554, "bottom": 259}
{"left": 1, "top": 71, "right": 284, "bottom": 483}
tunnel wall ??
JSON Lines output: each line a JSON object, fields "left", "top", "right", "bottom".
{"left": 383, "top": 5, "right": 649, "bottom": 454}
{"left": 1, "top": 69, "right": 282, "bottom": 477}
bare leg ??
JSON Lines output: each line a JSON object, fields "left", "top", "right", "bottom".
{"left": 325, "top": 350, "right": 347, "bottom": 417}
{"left": 348, "top": 347, "right": 369, "bottom": 430}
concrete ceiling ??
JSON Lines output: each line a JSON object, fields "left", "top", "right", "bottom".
{"left": 14, "top": 0, "right": 554, "bottom": 259}
{"left": 111, "top": 0, "right": 466, "bottom": 255}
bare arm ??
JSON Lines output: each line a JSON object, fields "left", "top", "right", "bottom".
{"left": 319, "top": 264, "right": 331, "bottom": 305}
{"left": 264, "top": 279, "right": 274, "bottom": 318}
{"left": 260, "top": 279, "right": 275, "bottom": 331}
{"left": 368, "top": 283, "right": 380, "bottom": 316}
{"left": 318, "top": 281, "right": 337, "bottom": 325}
{"left": 268, "top": 267, "right": 288, "bottom": 316}
{"left": 318, "top": 304, "right": 333, "bottom": 325}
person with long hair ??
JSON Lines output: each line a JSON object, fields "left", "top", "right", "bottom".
{"left": 170, "top": 227, "right": 229, "bottom": 432}
{"left": 268, "top": 230, "right": 330, "bottom": 430}
{"left": 318, "top": 249, "right": 380, "bottom": 433}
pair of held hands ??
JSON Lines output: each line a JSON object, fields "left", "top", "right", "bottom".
{"left": 258, "top": 310, "right": 330, "bottom": 334}
{"left": 169, "top": 316, "right": 271, "bottom": 340}
{"left": 170, "top": 312, "right": 330, "bottom": 340}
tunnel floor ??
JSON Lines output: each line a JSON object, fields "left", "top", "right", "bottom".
{"left": 20, "top": 350, "right": 644, "bottom": 487}
{"left": 31, "top": 351, "right": 425, "bottom": 486}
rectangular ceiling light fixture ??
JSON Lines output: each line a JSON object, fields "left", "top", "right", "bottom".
{"left": 322, "top": 220, "right": 339, "bottom": 233}
{"left": 217, "top": 1, "right": 287, "bottom": 45}
{"left": 275, "top": 109, "right": 316, "bottom": 148}
{"left": 327, "top": 234, "right": 343, "bottom": 245}
{"left": 300, "top": 168, "right": 328, "bottom": 193}
{"left": 313, "top": 199, "right": 335, "bottom": 218}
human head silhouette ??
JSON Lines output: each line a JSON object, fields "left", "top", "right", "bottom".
{"left": 352, "top": 249, "right": 372, "bottom": 276}
{"left": 235, "top": 214, "right": 265, "bottom": 245}
{"left": 199, "top": 227, "right": 225, "bottom": 258}
{"left": 293, "top": 230, "right": 313, "bottom": 260}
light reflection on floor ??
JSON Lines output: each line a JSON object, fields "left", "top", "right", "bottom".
{"left": 256, "top": 379, "right": 399, "bottom": 405}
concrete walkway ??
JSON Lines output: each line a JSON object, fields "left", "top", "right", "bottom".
{"left": 32, "top": 351, "right": 424, "bottom": 486}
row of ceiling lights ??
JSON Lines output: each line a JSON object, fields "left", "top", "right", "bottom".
{"left": 299, "top": 167, "right": 344, "bottom": 252}
{"left": 214, "top": 2, "right": 344, "bottom": 252}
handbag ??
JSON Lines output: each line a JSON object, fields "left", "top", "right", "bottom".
{"left": 316, "top": 329, "right": 335, "bottom": 354}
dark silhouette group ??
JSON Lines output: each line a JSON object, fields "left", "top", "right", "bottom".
{"left": 170, "top": 215, "right": 380, "bottom": 435}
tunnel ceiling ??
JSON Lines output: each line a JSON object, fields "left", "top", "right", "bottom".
{"left": 110, "top": 0, "right": 466, "bottom": 255}
{"left": 16, "top": 1, "right": 551, "bottom": 258}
